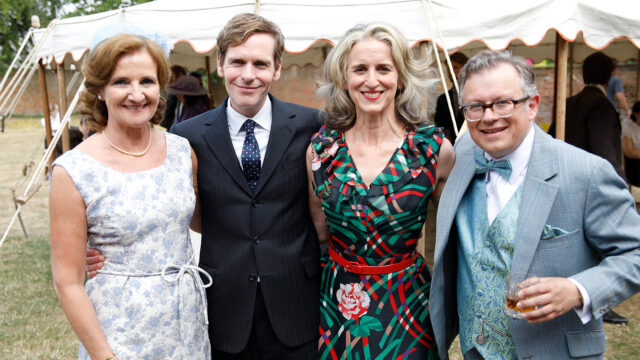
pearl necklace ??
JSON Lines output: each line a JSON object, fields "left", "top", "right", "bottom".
{"left": 102, "top": 125, "right": 153, "bottom": 157}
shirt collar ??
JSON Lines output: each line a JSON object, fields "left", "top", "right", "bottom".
{"left": 484, "top": 124, "right": 535, "bottom": 183}
{"left": 585, "top": 84, "right": 607, "bottom": 96}
{"left": 227, "top": 96, "right": 272, "bottom": 135}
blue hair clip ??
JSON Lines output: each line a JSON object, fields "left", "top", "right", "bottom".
{"left": 90, "top": 23, "right": 172, "bottom": 56}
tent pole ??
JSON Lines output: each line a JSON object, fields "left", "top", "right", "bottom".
{"left": 555, "top": 34, "right": 569, "bottom": 142}
{"left": 636, "top": 49, "right": 640, "bottom": 102}
{"left": 56, "top": 62, "right": 70, "bottom": 152}
{"left": 205, "top": 56, "right": 213, "bottom": 106}
{"left": 419, "top": 0, "right": 460, "bottom": 138}
{"left": 38, "top": 59, "right": 53, "bottom": 149}
{"left": 568, "top": 42, "right": 574, "bottom": 97}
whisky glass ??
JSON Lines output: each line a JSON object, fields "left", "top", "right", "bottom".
{"left": 505, "top": 272, "right": 539, "bottom": 319}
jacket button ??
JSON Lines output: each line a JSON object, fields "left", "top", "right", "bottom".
{"left": 253, "top": 236, "right": 261, "bottom": 245}
{"left": 251, "top": 199, "right": 257, "bottom": 207}
{"left": 248, "top": 274, "right": 256, "bottom": 281}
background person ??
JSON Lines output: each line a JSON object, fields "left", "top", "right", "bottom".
{"left": 41, "top": 102, "right": 61, "bottom": 138}
{"left": 430, "top": 50, "right": 640, "bottom": 359}
{"left": 80, "top": 114, "right": 96, "bottom": 140}
{"left": 308, "top": 23, "right": 454, "bottom": 359}
{"left": 161, "top": 64, "right": 187, "bottom": 129}
{"left": 565, "top": 51, "right": 625, "bottom": 180}
{"left": 623, "top": 101, "right": 640, "bottom": 188}
{"left": 434, "top": 52, "right": 468, "bottom": 143}
{"left": 50, "top": 27, "right": 210, "bottom": 360}
{"left": 606, "top": 68, "right": 631, "bottom": 119}
{"left": 168, "top": 74, "right": 211, "bottom": 122}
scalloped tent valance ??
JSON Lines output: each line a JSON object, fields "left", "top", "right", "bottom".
{"left": 33, "top": 0, "right": 640, "bottom": 70}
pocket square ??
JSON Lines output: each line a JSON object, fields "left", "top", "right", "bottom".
{"left": 541, "top": 225, "right": 568, "bottom": 240}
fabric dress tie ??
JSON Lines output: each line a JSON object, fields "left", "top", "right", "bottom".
{"left": 474, "top": 151, "right": 512, "bottom": 180}
{"left": 241, "top": 119, "right": 261, "bottom": 191}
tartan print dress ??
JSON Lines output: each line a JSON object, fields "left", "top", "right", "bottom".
{"left": 311, "top": 124, "right": 443, "bottom": 360}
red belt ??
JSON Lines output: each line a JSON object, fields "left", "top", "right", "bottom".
{"left": 329, "top": 247, "right": 417, "bottom": 275}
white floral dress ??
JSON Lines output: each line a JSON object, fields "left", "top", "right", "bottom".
{"left": 53, "top": 133, "right": 211, "bottom": 360}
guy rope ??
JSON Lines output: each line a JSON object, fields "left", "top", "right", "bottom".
{"left": 1, "top": 81, "right": 85, "bottom": 248}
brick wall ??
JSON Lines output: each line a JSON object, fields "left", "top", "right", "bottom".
{"left": 6, "top": 71, "right": 76, "bottom": 116}
{"left": 5, "top": 62, "right": 638, "bottom": 121}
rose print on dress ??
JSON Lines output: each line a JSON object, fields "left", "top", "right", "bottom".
{"left": 336, "top": 283, "right": 383, "bottom": 338}
{"left": 337, "top": 283, "right": 370, "bottom": 320}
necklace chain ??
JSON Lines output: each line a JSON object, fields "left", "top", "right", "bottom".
{"left": 102, "top": 125, "right": 153, "bottom": 157}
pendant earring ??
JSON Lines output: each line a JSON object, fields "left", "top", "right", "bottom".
{"left": 97, "top": 94, "right": 103, "bottom": 101}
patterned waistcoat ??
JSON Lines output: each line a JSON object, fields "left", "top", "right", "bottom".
{"left": 455, "top": 176, "right": 523, "bottom": 360}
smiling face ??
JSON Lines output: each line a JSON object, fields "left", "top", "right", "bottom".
{"left": 463, "top": 63, "right": 539, "bottom": 159}
{"left": 217, "top": 33, "right": 281, "bottom": 118}
{"left": 99, "top": 47, "right": 160, "bottom": 129}
{"left": 345, "top": 39, "right": 400, "bottom": 120}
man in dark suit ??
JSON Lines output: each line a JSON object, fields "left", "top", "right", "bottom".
{"left": 171, "top": 13, "right": 320, "bottom": 359}
{"left": 565, "top": 51, "right": 625, "bottom": 180}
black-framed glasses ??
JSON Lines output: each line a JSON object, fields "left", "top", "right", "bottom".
{"left": 460, "top": 96, "right": 530, "bottom": 122}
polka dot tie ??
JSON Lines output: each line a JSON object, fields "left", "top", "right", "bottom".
{"left": 241, "top": 119, "right": 261, "bottom": 192}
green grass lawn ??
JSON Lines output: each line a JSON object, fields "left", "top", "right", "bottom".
{"left": 0, "top": 234, "right": 77, "bottom": 359}
{"left": 1, "top": 118, "right": 639, "bottom": 359}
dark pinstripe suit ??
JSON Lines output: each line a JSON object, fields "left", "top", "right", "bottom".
{"left": 171, "top": 95, "right": 321, "bottom": 355}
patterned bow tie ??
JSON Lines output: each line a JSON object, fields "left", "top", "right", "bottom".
{"left": 474, "top": 151, "right": 512, "bottom": 180}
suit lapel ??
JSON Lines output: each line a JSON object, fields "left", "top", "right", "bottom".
{"left": 201, "top": 98, "right": 253, "bottom": 196}
{"left": 512, "top": 126, "right": 560, "bottom": 274}
{"left": 435, "top": 137, "right": 476, "bottom": 261}
{"left": 254, "top": 96, "right": 295, "bottom": 195}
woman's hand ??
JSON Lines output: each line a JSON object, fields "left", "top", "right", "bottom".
{"left": 86, "top": 248, "right": 105, "bottom": 278}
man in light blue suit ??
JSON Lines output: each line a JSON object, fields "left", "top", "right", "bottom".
{"left": 429, "top": 50, "right": 640, "bottom": 359}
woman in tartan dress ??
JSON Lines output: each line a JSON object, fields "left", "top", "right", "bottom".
{"left": 306, "top": 23, "right": 455, "bottom": 360}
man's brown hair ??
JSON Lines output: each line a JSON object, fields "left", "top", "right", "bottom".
{"left": 216, "top": 13, "right": 285, "bottom": 67}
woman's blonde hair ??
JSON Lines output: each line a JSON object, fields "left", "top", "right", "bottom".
{"left": 317, "top": 23, "right": 435, "bottom": 131}
{"left": 80, "top": 33, "right": 170, "bottom": 131}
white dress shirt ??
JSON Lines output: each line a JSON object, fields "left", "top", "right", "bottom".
{"left": 480, "top": 124, "right": 592, "bottom": 323}
{"left": 227, "top": 97, "right": 272, "bottom": 166}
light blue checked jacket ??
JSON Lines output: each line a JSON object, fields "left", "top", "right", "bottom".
{"left": 430, "top": 125, "right": 640, "bottom": 359}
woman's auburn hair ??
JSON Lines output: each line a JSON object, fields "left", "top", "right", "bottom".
{"left": 80, "top": 33, "right": 170, "bottom": 131}
{"left": 317, "top": 23, "right": 436, "bottom": 131}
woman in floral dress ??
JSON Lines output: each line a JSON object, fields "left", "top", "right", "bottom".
{"left": 50, "top": 27, "right": 210, "bottom": 360}
{"left": 306, "top": 23, "right": 455, "bottom": 359}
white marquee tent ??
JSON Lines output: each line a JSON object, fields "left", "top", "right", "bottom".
{"left": 32, "top": 0, "right": 640, "bottom": 70}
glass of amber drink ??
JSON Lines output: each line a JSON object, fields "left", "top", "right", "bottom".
{"left": 505, "top": 272, "right": 539, "bottom": 319}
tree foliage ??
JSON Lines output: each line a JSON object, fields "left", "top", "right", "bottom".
{"left": 63, "top": 0, "right": 152, "bottom": 18}
{"left": 0, "top": 0, "right": 152, "bottom": 74}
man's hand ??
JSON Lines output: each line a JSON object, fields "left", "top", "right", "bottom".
{"left": 86, "top": 248, "right": 105, "bottom": 279}
{"left": 517, "top": 277, "right": 583, "bottom": 324}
